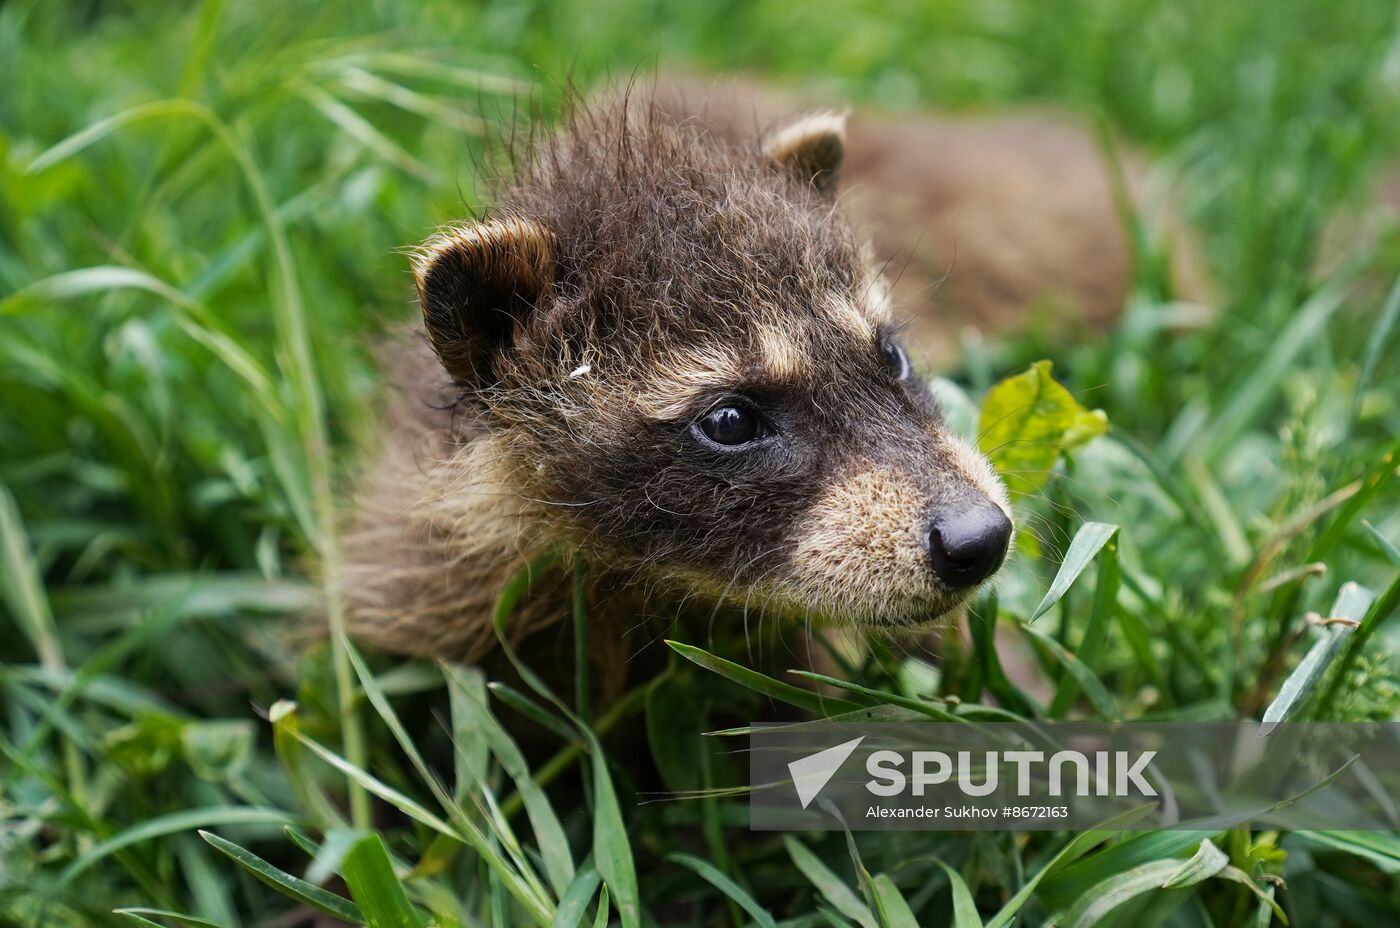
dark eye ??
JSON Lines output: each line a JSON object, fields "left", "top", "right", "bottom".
{"left": 880, "top": 337, "right": 910, "bottom": 380}
{"left": 695, "top": 405, "right": 764, "bottom": 447}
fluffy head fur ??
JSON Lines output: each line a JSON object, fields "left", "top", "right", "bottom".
{"left": 343, "top": 93, "right": 1011, "bottom": 662}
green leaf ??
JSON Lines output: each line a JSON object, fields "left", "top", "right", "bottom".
{"left": 977, "top": 360, "right": 1107, "bottom": 499}
{"left": 1059, "top": 838, "right": 1238, "bottom": 928}
{"left": 487, "top": 681, "right": 576, "bottom": 741}
{"left": 969, "top": 593, "right": 1041, "bottom": 718}
{"left": 115, "top": 909, "right": 229, "bottom": 928}
{"left": 1351, "top": 268, "right": 1400, "bottom": 424}
{"left": 293, "top": 81, "right": 439, "bottom": 183}
{"left": 1364, "top": 521, "right": 1400, "bottom": 568}
{"left": 1217, "top": 866, "right": 1289, "bottom": 924}
{"left": 1160, "top": 839, "right": 1230, "bottom": 889}
{"left": 592, "top": 886, "right": 611, "bottom": 928}
{"left": 1049, "top": 530, "right": 1120, "bottom": 716}
{"left": 645, "top": 664, "right": 709, "bottom": 792}
{"left": 869, "top": 874, "right": 920, "bottom": 928}
{"left": 576, "top": 720, "right": 637, "bottom": 928}
{"left": 181, "top": 720, "right": 255, "bottom": 782}
{"left": 57, "top": 806, "right": 294, "bottom": 887}
{"left": 286, "top": 713, "right": 554, "bottom": 926}
{"left": 443, "top": 663, "right": 576, "bottom": 897}
{"left": 1317, "top": 567, "right": 1400, "bottom": 717}
{"left": 1261, "top": 582, "right": 1371, "bottom": 732}
{"left": 1038, "top": 830, "right": 1215, "bottom": 909}
{"left": 493, "top": 559, "right": 641, "bottom": 928}
{"left": 669, "top": 853, "right": 778, "bottom": 928}
{"left": 551, "top": 865, "right": 603, "bottom": 928}
{"left": 1206, "top": 267, "right": 1358, "bottom": 462}
{"left": 342, "top": 832, "right": 426, "bottom": 928}
{"left": 1295, "top": 831, "right": 1400, "bottom": 873}
{"left": 1059, "top": 859, "right": 1184, "bottom": 928}
{"left": 114, "top": 913, "right": 166, "bottom": 928}
{"left": 345, "top": 639, "right": 556, "bottom": 914}
{"left": 787, "top": 670, "right": 963, "bottom": 722}
{"left": 447, "top": 665, "right": 491, "bottom": 800}
{"left": 269, "top": 701, "right": 347, "bottom": 832}
{"left": 935, "top": 861, "right": 984, "bottom": 928}
{"left": 199, "top": 831, "right": 364, "bottom": 925}
{"left": 1030, "top": 522, "right": 1120, "bottom": 622}
{"left": 985, "top": 804, "right": 1159, "bottom": 927}
{"left": 784, "top": 836, "right": 878, "bottom": 928}
{"left": 667, "top": 640, "right": 864, "bottom": 715}
{"left": 1017, "top": 622, "right": 1119, "bottom": 719}
{"left": 0, "top": 481, "right": 65, "bottom": 675}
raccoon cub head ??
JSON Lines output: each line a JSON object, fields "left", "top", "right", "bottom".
{"left": 410, "top": 102, "right": 1011, "bottom": 628}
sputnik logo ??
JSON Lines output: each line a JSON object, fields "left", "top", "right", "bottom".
{"left": 788, "top": 736, "right": 865, "bottom": 809}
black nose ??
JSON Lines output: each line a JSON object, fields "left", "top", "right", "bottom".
{"left": 927, "top": 504, "right": 1012, "bottom": 588}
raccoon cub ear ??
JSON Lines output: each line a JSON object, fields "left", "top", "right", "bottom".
{"left": 411, "top": 215, "right": 555, "bottom": 388}
{"left": 764, "top": 110, "right": 848, "bottom": 194}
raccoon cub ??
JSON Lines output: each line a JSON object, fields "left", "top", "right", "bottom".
{"left": 341, "top": 94, "right": 1012, "bottom": 693}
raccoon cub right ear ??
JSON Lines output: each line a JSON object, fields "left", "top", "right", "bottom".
{"left": 410, "top": 215, "right": 555, "bottom": 388}
{"left": 764, "top": 110, "right": 848, "bottom": 194}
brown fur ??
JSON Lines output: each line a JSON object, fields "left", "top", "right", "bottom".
{"left": 342, "top": 87, "right": 1015, "bottom": 672}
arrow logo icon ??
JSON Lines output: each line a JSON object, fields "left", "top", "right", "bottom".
{"left": 788, "top": 736, "right": 865, "bottom": 809}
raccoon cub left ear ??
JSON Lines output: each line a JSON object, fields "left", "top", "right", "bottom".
{"left": 764, "top": 110, "right": 848, "bottom": 194}
{"left": 410, "top": 215, "right": 555, "bottom": 389}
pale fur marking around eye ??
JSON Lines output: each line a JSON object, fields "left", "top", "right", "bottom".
{"left": 824, "top": 295, "right": 877, "bottom": 340}
{"left": 756, "top": 326, "right": 808, "bottom": 380}
{"left": 864, "top": 275, "right": 895, "bottom": 323}
{"left": 635, "top": 346, "right": 747, "bottom": 420}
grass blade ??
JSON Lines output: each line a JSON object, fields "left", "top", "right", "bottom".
{"left": 1217, "top": 866, "right": 1289, "bottom": 923}
{"left": 1351, "top": 267, "right": 1400, "bottom": 424}
{"left": 199, "top": 831, "right": 364, "bottom": 924}
{"left": 869, "top": 874, "right": 920, "bottom": 928}
{"left": 342, "top": 832, "right": 426, "bottom": 928}
{"left": 667, "top": 640, "right": 864, "bottom": 716}
{"left": 969, "top": 593, "right": 1041, "bottom": 718}
{"left": 115, "top": 910, "right": 228, "bottom": 928}
{"left": 592, "top": 886, "right": 611, "bottom": 928}
{"left": 550, "top": 864, "right": 603, "bottom": 928}
{"left": 285, "top": 715, "right": 554, "bottom": 925}
{"left": 1364, "top": 520, "right": 1400, "bottom": 568}
{"left": 1049, "top": 531, "right": 1120, "bottom": 716}
{"left": 1261, "top": 582, "right": 1371, "bottom": 732}
{"left": 783, "top": 836, "right": 877, "bottom": 928}
{"left": 269, "top": 701, "right": 347, "bottom": 832}
{"left": 985, "top": 804, "right": 1158, "bottom": 927}
{"left": 292, "top": 81, "right": 439, "bottom": 183}
{"left": 1160, "top": 839, "right": 1229, "bottom": 888}
{"left": 493, "top": 560, "right": 641, "bottom": 928}
{"left": 0, "top": 482, "right": 67, "bottom": 679}
{"left": 935, "top": 861, "right": 983, "bottom": 928}
{"left": 1296, "top": 831, "right": 1400, "bottom": 873}
{"left": 57, "top": 806, "right": 293, "bottom": 887}
{"left": 1060, "top": 859, "right": 1183, "bottom": 928}
{"left": 1206, "top": 267, "right": 1359, "bottom": 462}
{"left": 787, "top": 670, "right": 963, "bottom": 722}
{"left": 1030, "top": 522, "right": 1120, "bottom": 622}
{"left": 444, "top": 663, "right": 576, "bottom": 897}
{"left": 1017, "top": 622, "right": 1119, "bottom": 719}
{"left": 1316, "top": 568, "right": 1400, "bottom": 718}
{"left": 669, "top": 853, "right": 778, "bottom": 928}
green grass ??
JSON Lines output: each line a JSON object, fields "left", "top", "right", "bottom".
{"left": 4, "top": 0, "right": 1400, "bottom": 925}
